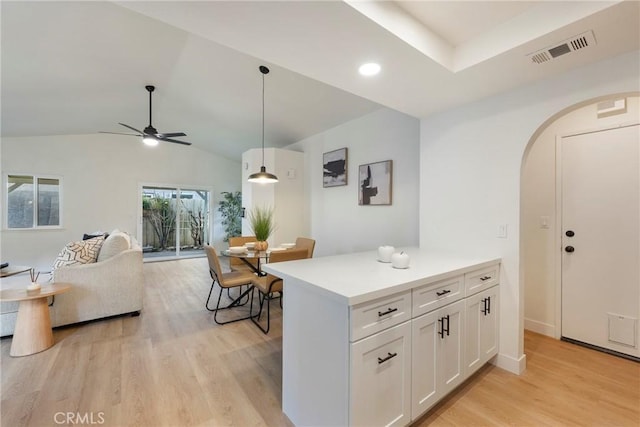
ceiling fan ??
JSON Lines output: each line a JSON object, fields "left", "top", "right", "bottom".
{"left": 101, "top": 85, "right": 191, "bottom": 146}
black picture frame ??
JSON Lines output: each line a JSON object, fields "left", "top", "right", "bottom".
{"left": 323, "top": 148, "right": 348, "bottom": 187}
{"left": 358, "top": 160, "right": 392, "bottom": 205}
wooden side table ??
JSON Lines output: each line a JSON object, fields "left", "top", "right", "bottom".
{"left": 0, "top": 283, "right": 71, "bottom": 357}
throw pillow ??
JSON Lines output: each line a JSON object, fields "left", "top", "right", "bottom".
{"left": 52, "top": 236, "right": 106, "bottom": 270}
{"left": 97, "top": 232, "right": 131, "bottom": 262}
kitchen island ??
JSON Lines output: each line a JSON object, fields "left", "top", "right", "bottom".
{"left": 262, "top": 248, "right": 501, "bottom": 427}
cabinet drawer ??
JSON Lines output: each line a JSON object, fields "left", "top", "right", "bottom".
{"left": 412, "top": 275, "right": 464, "bottom": 318}
{"left": 464, "top": 265, "right": 500, "bottom": 296}
{"left": 350, "top": 290, "right": 411, "bottom": 342}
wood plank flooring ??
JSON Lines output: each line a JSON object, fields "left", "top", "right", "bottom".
{"left": 2, "top": 257, "right": 638, "bottom": 426}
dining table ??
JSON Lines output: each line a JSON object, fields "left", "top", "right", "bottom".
{"left": 222, "top": 249, "right": 286, "bottom": 276}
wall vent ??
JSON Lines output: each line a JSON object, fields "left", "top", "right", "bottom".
{"left": 527, "top": 30, "right": 596, "bottom": 64}
{"left": 597, "top": 98, "right": 627, "bottom": 118}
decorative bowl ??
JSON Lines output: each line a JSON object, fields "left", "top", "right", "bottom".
{"left": 229, "top": 246, "right": 248, "bottom": 254}
{"left": 244, "top": 242, "right": 256, "bottom": 249}
{"left": 281, "top": 243, "right": 296, "bottom": 249}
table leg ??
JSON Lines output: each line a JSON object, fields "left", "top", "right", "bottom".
{"left": 10, "top": 297, "right": 54, "bottom": 357}
{"left": 239, "top": 257, "right": 267, "bottom": 276}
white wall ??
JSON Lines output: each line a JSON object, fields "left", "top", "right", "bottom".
{"left": 241, "top": 147, "right": 306, "bottom": 245}
{"left": 419, "top": 50, "right": 640, "bottom": 374}
{"left": 522, "top": 96, "right": 639, "bottom": 337}
{"left": 287, "top": 108, "right": 420, "bottom": 256}
{"left": 1, "top": 134, "right": 241, "bottom": 270}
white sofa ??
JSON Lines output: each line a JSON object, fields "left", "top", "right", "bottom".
{"left": 1, "top": 232, "right": 144, "bottom": 337}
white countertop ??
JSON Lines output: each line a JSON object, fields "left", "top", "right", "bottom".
{"left": 262, "top": 247, "right": 500, "bottom": 305}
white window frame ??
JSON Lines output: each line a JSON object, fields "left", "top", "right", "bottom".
{"left": 3, "top": 173, "right": 63, "bottom": 230}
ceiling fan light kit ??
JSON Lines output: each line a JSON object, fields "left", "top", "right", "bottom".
{"left": 142, "top": 136, "right": 159, "bottom": 146}
{"left": 248, "top": 65, "right": 279, "bottom": 184}
{"left": 100, "top": 84, "right": 191, "bottom": 146}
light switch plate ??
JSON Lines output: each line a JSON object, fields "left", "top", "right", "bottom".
{"left": 497, "top": 224, "right": 508, "bottom": 238}
{"left": 540, "top": 216, "right": 550, "bottom": 229}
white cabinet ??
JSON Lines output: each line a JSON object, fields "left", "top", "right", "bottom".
{"left": 263, "top": 252, "right": 501, "bottom": 427}
{"left": 350, "top": 321, "right": 412, "bottom": 427}
{"left": 465, "top": 285, "right": 499, "bottom": 376}
{"left": 351, "top": 290, "right": 411, "bottom": 342}
{"left": 411, "top": 299, "right": 465, "bottom": 419}
{"left": 464, "top": 264, "right": 499, "bottom": 296}
{"left": 413, "top": 274, "right": 464, "bottom": 317}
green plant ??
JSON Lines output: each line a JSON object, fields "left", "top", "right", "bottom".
{"left": 248, "top": 205, "right": 275, "bottom": 242}
{"left": 218, "top": 191, "right": 242, "bottom": 242}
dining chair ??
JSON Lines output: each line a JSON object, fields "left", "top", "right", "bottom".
{"left": 228, "top": 236, "right": 259, "bottom": 272}
{"left": 295, "top": 237, "right": 316, "bottom": 258}
{"left": 249, "top": 248, "right": 308, "bottom": 333}
{"left": 204, "top": 245, "right": 256, "bottom": 325}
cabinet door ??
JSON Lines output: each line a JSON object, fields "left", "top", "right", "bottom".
{"left": 350, "top": 321, "right": 411, "bottom": 427}
{"left": 479, "top": 286, "right": 499, "bottom": 363}
{"left": 411, "top": 310, "right": 440, "bottom": 420}
{"left": 465, "top": 286, "right": 499, "bottom": 376}
{"left": 438, "top": 300, "right": 465, "bottom": 397}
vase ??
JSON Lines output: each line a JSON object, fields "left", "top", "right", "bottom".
{"left": 255, "top": 241, "right": 269, "bottom": 251}
{"left": 27, "top": 282, "right": 41, "bottom": 292}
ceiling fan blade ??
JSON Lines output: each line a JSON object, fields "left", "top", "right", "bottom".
{"left": 156, "top": 132, "right": 187, "bottom": 138}
{"left": 162, "top": 137, "right": 191, "bottom": 146}
{"left": 99, "top": 131, "right": 141, "bottom": 137}
{"left": 119, "top": 123, "right": 144, "bottom": 134}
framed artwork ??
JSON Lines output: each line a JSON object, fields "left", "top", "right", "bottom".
{"left": 358, "top": 160, "right": 392, "bottom": 205}
{"left": 323, "top": 148, "right": 348, "bottom": 187}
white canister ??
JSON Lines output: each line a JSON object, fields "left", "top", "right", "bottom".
{"left": 391, "top": 251, "right": 410, "bottom": 269}
{"left": 377, "top": 245, "right": 395, "bottom": 263}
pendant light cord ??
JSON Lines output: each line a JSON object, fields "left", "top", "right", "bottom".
{"left": 262, "top": 71, "right": 265, "bottom": 167}
{"left": 148, "top": 88, "right": 153, "bottom": 127}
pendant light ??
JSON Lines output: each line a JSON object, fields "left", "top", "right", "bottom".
{"left": 248, "top": 65, "right": 279, "bottom": 184}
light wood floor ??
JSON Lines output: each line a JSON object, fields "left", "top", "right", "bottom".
{"left": 1, "top": 258, "right": 638, "bottom": 426}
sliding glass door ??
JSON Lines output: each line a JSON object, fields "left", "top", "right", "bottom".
{"left": 141, "top": 185, "right": 211, "bottom": 260}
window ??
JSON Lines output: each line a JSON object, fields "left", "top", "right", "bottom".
{"left": 140, "top": 185, "right": 211, "bottom": 260}
{"left": 6, "top": 174, "right": 61, "bottom": 229}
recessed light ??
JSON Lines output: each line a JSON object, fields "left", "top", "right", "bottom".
{"left": 358, "top": 62, "right": 381, "bottom": 76}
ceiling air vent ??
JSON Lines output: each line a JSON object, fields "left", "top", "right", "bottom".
{"left": 527, "top": 30, "right": 596, "bottom": 64}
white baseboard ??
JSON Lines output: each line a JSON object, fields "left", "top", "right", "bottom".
{"left": 525, "top": 318, "right": 556, "bottom": 337}
{"left": 495, "top": 352, "right": 527, "bottom": 375}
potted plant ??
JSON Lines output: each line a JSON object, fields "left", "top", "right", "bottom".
{"left": 248, "top": 205, "right": 275, "bottom": 251}
{"left": 218, "top": 191, "right": 242, "bottom": 242}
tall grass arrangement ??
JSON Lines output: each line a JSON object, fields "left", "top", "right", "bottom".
{"left": 248, "top": 206, "right": 275, "bottom": 242}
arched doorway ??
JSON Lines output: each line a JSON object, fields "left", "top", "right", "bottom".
{"left": 521, "top": 93, "right": 639, "bottom": 357}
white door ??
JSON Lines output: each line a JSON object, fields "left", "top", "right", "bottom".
{"left": 561, "top": 124, "right": 640, "bottom": 358}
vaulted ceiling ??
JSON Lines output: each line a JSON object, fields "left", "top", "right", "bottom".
{"left": 2, "top": 1, "right": 638, "bottom": 160}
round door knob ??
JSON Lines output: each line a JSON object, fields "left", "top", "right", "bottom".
{"left": 565, "top": 246, "right": 575, "bottom": 253}
{"left": 565, "top": 230, "right": 575, "bottom": 237}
